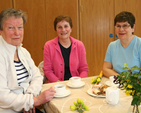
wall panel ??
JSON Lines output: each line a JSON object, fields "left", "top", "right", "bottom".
{"left": 115, "top": 0, "right": 141, "bottom": 37}
{"left": 45, "top": 0, "right": 79, "bottom": 41}
{"left": 13, "top": 0, "right": 47, "bottom": 66}
{"left": 80, "top": 0, "right": 115, "bottom": 76}
{"left": 0, "top": 0, "right": 13, "bottom": 12}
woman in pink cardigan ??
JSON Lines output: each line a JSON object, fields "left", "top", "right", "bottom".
{"left": 43, "top": 15, "right": 88, "bottom": 83}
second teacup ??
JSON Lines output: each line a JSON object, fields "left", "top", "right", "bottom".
{"left": 69, "top": 76, "right": 81, "bottom": 86}
{"left": 54, "top": 84, "right": 66, "bottom": 96}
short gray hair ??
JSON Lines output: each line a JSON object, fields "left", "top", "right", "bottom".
{"left": 0, "top": 8, "right": 27, "bottom": 30}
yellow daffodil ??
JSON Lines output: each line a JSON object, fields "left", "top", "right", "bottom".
{"left": 125, "top": 90, "right": 132, "bottom": 96}
{"left": 97, "top": 77, "right": 101, "bottom": 82}
{"left": 132, "top": 90, "right": 135, "bottom": 95}
{"left": 127, "top": 84, "right": 133, "bottom": 89}
{"left": 99, "top": 71, "right": 103, "bottom": 78}
{"left": 91, "top": 78, "right": 95, "bottom": 83}
{"left": 90, "top": 71, "right": 103, "bottom": 84}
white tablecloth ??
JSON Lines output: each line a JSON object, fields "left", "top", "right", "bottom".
{"left": 41, "top": 77, "right": 132, "bottom": 113}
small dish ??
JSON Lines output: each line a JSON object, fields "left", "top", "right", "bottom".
{"left": 87, "top": 88, "right": 105, "bottom": 98}
{"left": 66, "top": 81, "right": 85, "bottom": 88}
{"left": 54, "top": 90, "right": 71, "bottom": 98}
{"left": 105, "top": 81, "right": 119, "bottom": 87}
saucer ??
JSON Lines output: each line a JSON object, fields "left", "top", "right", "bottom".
{"left": 66, "top": 81, "right": 85, "bottom": 88}
{"left": 54, "top": 90, "right": 71, "bottom": 98}
{"left": 105, "top": 81, "right": 119, "bottom": 87}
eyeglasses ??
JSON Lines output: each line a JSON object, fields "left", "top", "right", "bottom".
{"left": 115, "top": 24, "right": 131, "bottom": 29}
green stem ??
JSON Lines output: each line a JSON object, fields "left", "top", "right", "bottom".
{"left": 77, "top": 108, "right": 84, "bottom": 113}
{"left": 133, "top": 105, "right": 135, "bottom": 112}
{"left": 133, "top": 105, "right": 140, "bottom": 113}
{"left": 136, "top": 105, "right": 139, "bottom": 113}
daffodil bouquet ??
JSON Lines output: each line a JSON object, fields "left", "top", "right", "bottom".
{"left": 91, "top": 71, "right": 103, "bottom": 84}
{"left": 114, "top": 63, "right": 141, "bottom": 113}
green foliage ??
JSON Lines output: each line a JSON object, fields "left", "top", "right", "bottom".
{"left": 116, "top": 63, "right": 141, "bottom": 113}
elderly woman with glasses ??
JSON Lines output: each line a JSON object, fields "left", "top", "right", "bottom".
{"left": 103, "top": 11, "right": 141, "bottom": 78}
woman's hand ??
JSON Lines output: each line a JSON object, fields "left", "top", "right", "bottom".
{"left": 40, "top": 87, "right": 56, "bottom": 104}
{"left": 33, "top": 87, "right": 56, "bottom": 106}
{"left": 23, "top": 106, "right": 35, "bottom": 113}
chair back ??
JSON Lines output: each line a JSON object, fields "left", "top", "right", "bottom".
{"left": 38, "top": 61, "right": 48, "bottom": 83}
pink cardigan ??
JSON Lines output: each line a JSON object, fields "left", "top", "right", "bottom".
{"left": 43, "top": 36, "right": 88, "bottom": 83}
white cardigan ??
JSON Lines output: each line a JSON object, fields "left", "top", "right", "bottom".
{"left": 0, "top": 36, "right": 43, "bottom": 113}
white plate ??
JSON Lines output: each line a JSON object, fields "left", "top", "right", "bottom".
{"left": 87, "top": 88, "right": 105, "bottom": 98}
{"left": 54, "top": 90, "right": 71, "bottom": 98}
{"left": 66, "top": 81, "right": 85, "bottom": 88}
{"left": 105, "top": 81, "right": 119, "bottom": 87}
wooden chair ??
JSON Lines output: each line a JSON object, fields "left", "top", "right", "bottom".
{"left": 38, "top": 61, "right": 48, "bottom": 84}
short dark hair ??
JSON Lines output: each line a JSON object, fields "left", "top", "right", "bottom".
{"left": 114, "top": 11, "right": 135, "bottom": 28}
{"left": 54, "top": 15, "right": 72, "bottom": 31}
{"left": 0, "top": 8, "right": 27, "bottom": 30}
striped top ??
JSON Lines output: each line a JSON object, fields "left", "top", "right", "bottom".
{"left": 14, "top": 60, "right": 29, "bottom": 85}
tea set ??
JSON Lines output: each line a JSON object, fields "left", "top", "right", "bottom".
{"left": 54, "top": 76, "right": 120, "bottom": 105}
{"left": 54, "top": 76, "right": 83, "bottom": 97}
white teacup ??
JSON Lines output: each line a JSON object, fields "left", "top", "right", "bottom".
{"left": 69, "top": 76, "right": 81, "bottom": 86}
{"left": 106, "top": 86, "right": 119, "bottom": 105}
{"left": 54, "top": 84, "right": 66, "bottom": 96}
{"left": 109, "top": 76, "right": 115, "bottom": 86}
